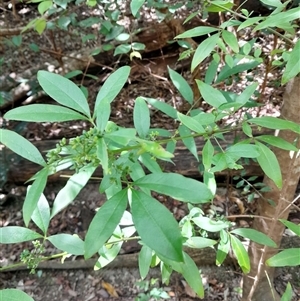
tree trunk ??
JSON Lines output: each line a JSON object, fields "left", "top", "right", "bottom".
{"left": 242, "top": 77, "right": 300, "bottom": 301}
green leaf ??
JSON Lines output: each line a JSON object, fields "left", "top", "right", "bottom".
{"left": 96, "top": 98, "right": 111, "bottom": 133}
{"left": 237, "top": 17, "right": 264, "bottom": 31}
{"left": 135, "top": 173, "right": 212, "bottom": 203}
{"left": 249, "top": 116, "right": 300, "bottom": 134}
{"left": 279, "top": 219, "right": 300, "bottom": 236}
{"left": 96, "top": 138, "right": 109, "bottom": 174}
{"left": 134, "top": 97, "right": 150, "bottom": 138}
{"left": 0, "top": 289, "right": 35, "bottom": 301}
{"left": 230, "top": 234, "right": 250, "bottom": 273}
{"left": 216, "top": 234, "right": 230, "bottom": 266}
{"left": 94, "top": 66, "right": 130, "bottom": 116}
{"left": 4, "top": 104, "right": 88, "bottom": 122}
{"left": 195, "top": 80, "right": 227, "bottom": 108}
{"left": 31, "top": 193, "right": 50, "bottom": 234}
{"left": 37, "top": 71, "right": 91, "bottom": 117}
{"left": 131, "top": 190, "right": 183, "bottom": 262}
{"left": 281, "top": 282, "right": 293, "bottom": 301}
{"left": 231, "top": 228, "right": 277, "bottom": 247}
{"left": 202, "top": 139, "right": 214, "bottom": 170}
{"left": 175, "top": 26, "right": 218, "bottom": 39}
{"left": 205, "top": 57, "right": 219, "bottom": 84}
{"left": 38, "top": 0, "right": 52, "bottom": 14}
{"left": 242, "top": 122, "right": 253, "bottom": 137}
{"left": 177, "top": 112, "right": 205, "bottom": 133}
{"left": 222, "top": 30, "right": 239, "bottom": 53}
{"left": 139, "top": 245, "right": 153, "bottom": 279}
{"left": 23, "top": 167, "right": 49, "bottom": 226}
{"left": 184, "top": 237, "right": 217, "bottom": 248}
{"left": 266, "top": 248, "right": 300, "bottom": 267}
{"left": 192, "top": 216, "right": 229, "bottom": 232}
{"left": 140, "top": 141, "right": 174, "bottom": 160}
{"left": 168, "top": 67, "right": 193, "bottom": 104}
{"left": 105, "top": 128, "right": 136, "bottom": 145}
{"left": 51, "top": 166, "right": 96, "bottom": 218}
{"left": 255, "top": 141, "right": 282, "bottom": 189}
{"left": 84, "top": 189, "right": 127, "bottom": 259}
{"left": 191, "top": 33, "right": 220, "bottom": 72}
{"left": 178, "top": 125, "right": 198, "bottom": 161}
{"left": 226, "top": 144, "right": 260, "bottom": 158}
{"left": 114, "top": 44, "right": 131, "bottom": 55}
{"left": 130, "top": 0, "right": 145, "bottom": 16}
{"left": 282, "top": 39, "right": 300, "bottom": 84}
{"left": 47, "top": 234, "right": 84, "bottom": 255}
{"left": 256, "top": 135, "right": 299, "bottom": 151}
{"left": 0, "top": 226, "right": 42, "bottom": 244}
{"left": 138, "top": 153, "right": 162, "bottom": 173}
{"left": 206, "top": 0, "right": 234, "bottom": 12}
{"left": 144, "top": 97, "right": 178, "bottom": 119}
{"left": 35, "top": 18, "right": 46, "bottom": 34}
{"left": 236, "top": 83, "right": 258, "bottom": 107}
{"left": 0, "top": 129, "right": 46, "bottom": 166}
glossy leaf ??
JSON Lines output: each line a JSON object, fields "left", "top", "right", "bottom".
{"left": 4, "top": 104, "right": 88, "bottom": 122}
{"left": 168, "top": 67, "right": 193, "bottom": 104}
{"left": 51, "top": 166, "right": 96, "bottom": 218}
{"left": 279, "top": 219, "right": 300, "bottom": 236}
{"left": 178, "top": 125, "right": 198, "bottom": 161}
{"left": 226, "top": 144, "right": 260, "bottom": 159}
{"left": 23, "top": 167, "right": 49, "bottom": 226}
{"left": 130, "top": 0, "right": 145, "bottom": 16}
{"left": 177, "top": 112, "right": 205, "bottom": 133}
{"left": 0, "top": 226, "right": 42, "bottom": 244}
{"left": 184, "top": 237, "right": 217, "bottom": 248}
{"left": 175, "top": 26, "right": 218, "bottom": 38}
{"left": 255, "top": 141, "right": 282, "bottom": 189}
{"left": 222, "top": 30, "right": 239, "bottom": 53}
{"left": 144, "top": 97, "right": 177, "bottom": 119}
{"left": 31, "top": 193, "right": 50, "bottom": 234}
{"left": 131, "top": 189, "right": 183, "bottom": 262}
{"left": 47, "top": 234, "right": 84, "bottom": 255}
{"left": 134, "top": 173, "right": 213, "bottom": 203}
{"left": 96, "top": 98, "right": 111, "bottom": 133}
{"left": 282, "top": 39, "right": 300, "bottom": 84}
{"left": 84, "top": 189, "right": 127, "bottom": 259}
{"left": 230, "top": 234, "right": 250, "bottom": 273}
{"left": 266, "top": 248, "right": 300, "bottom": 267}
{"left": 139, "top": 245, "right": 153, "bottom": 279}
{"left": 134, "top": 97, "right": 150, "bottom": 138}
{"left": 256, "top": 135, "right": 299, "bottom": 151}
{"left": 37, "top": 71, "right": 91, "bottom": 117}
{"left": 0, "top": 129, "right": 46, "bottom": 166}
{"left": 0, "top": 289, "right": 34, "bottom": 301}
{"left": 192, "top": 216, "right": 230, "bottom": 232}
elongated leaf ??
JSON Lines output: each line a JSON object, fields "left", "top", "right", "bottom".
{"left": 134, "top": 173, "right": 213, "bottom": 203}
{"left": 140, "top": 140, "right": 174, "bottom": 160}
{"left": 4, "top": 104, "right": 88, "bottom": 122}
{"left": 216, "top": 237, "right": 230, "bottom": 266}
{"left": 226, "top": 144, "right": 260, "bottom": 159}
{"left": 202, "top": 139, "right": 214, "bottom": 170}
{"left": 184, "top": 236, "right": 217, "bottom": 248}
{"left": 144, "top": 97, "right": 178, "bottom": 119}
{"left": 256, "top": 135, "right": 299, "bottom": 151}
{"left": 192, "top": 216, "right": 230, "bottom": 232}
{"left": 279, "top": 219, "right": 300, "bottom": 236}
{"left": 0, "top": 129, "right": 46, "bottom": 166}
{"left": 139, "top": 245, "right": 153, "bottom": 279}
{"left": 237, "top": 16, "right": 264, "bottom": 31}
{"left": 84, "top": 189, "right": 127, "bottom": 259}
{"left": 177, "top": 112, "right": 205, "bottom": 133}
{"left": 175, "top": 26, "right": 218, "bottom": 39}
{"left": 47, "top": 234, "right": 84, "bottom": 255}
{"left": 96, "top": 138, "right": 109, "bottom": 174}
{"left": 282, "top": 39, "right": 300, "bottom": 84}
{"left": 131, "top": 189, "right": 183, "bottom": 262}
{"left": 31, "top": 193, "right": 50, "bottom": 234}
{"left": 236, "top": 83, "right": 258, "bottom": 107}
{"left": 134, "top": 97, "right": 150, "bottom": 138}
{"left": 266, "top": 248, "right": 300, "bottom": 267}
{"left": 94, "top": 66, "right": 130, "bottom": 115}
{"left": 0, "top": 289, "right": 34, "bottom": 301}
{"left": 222, "top": 30, "right": 239, "bottom": 53}
{"left": 168, "top": 67, "right": 193, "bottom": 104}
{"left": 196, "top": 80, "right": 227, "bottom": 108}
{"left": 0, "top": 226, "right": 42, "bottom": 244}
{"left": 231, "top": 228, "right": 277, "bottom": 247}
{"left": 230, "top": 234, "right": 250, "bottom": 273}
{"left": 96, "top": 98, "right": 111, "bottom": 132}
{"left": 281, "top": 282, "right": 293, "bottom": 301}
{"left": 105, "top": 128, "right": 136, "bottom": 145}
{"left": 191, "top": 33, "right": 220, "bottom": 72}
{"left": 255, "top": 141, "right": 282, "bottom": 189}
{"left": 37, "top": 71, "right": 90, "bottom": 117}
{"left": 249, "top": 116, "right": 300, "bottom": 134}
{"left": 51, "top": 166, "right": 96, "bottom": 218}
{"left": 130, "top": 0, "right": 145, "bottom": 16}
{"left": 178, "top": 125, "right": 198, "bottom": 161}
{"left": 23, "top": 167, "right": 49, "bottom": 226}
{"left": 138, "top": 153, "right": 162, "bottom": 173}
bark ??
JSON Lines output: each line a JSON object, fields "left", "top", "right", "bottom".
{"left": 242, "top": 77, "right": 300, "bottom": 301}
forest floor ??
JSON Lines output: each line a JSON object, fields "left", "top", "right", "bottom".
{"left": 1, "top": 1, "right": 300, "bottom": 301}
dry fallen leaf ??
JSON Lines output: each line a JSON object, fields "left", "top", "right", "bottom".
{"left": 101, "top": 280, "right": 119, "bottom": 297}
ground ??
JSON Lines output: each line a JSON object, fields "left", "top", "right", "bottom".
{"left": 0, "top": 1, "right": 300, "bottom": 301}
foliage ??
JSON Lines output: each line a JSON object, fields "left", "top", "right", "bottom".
{"left": 0, "top": 0, "right": 300, "bottom": 300}
{"left": 135, "top": 278, "right": 170, "bottom": 301}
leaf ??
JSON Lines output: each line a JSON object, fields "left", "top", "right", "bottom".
{"left": 237, "top": 16, "right": 264, "bottom": 31}
{"left": 255, "top": 141, "right": 282, "bottom": 189}
{"left": 256, "top": 135, "right": 299, "bottom": 151}
{"left": 51, "top": 166, "right": 96, "bottom": 218}
{"left": 177, "top": 112, "right": 205, "bottom": 133}
{"left": 222, "top": 30, "right": 239, "bottom": 53}
{"left": 23, "top": 168, "right": 49, "bottom": 226}
{"left": 0, "top": 226, "right": 42, "bottom": 243}
{"left": 195, "top": 80, "right": 227, "bottom": 108}
{"left": 226, "top": 144, "right": 260, "bottom": 159}
{"left": 105, "top": 128, "right": 136, "bottom": 145}
{"left": 134, "top": 97, "right": 150, "bottom": 138}
{"left": 130, "top": 0, "right": 145, "bottom": 16}
{"left": 0, "top": 289, "right": 35, "bottom": 301}
{"left": 175, "top": 26, "right": 218, "bottom": 39}
{"left": 38, "top": 0, "right": 52, "bottom": 14}
{"left": 84, "top": 189, "right": 127, "bottom": 259}
{"left": 94, "top": 66, "right": 130, "bottom": 116}
{"left": 168, "top": 67, "right": 193, "bottom": 104}
{"left": 266, "top": 248, "right": 300, "bottom": 267}
{"left": 96, "top": 98, "right": 111, "bottom": 132}
{"left": 184, "top": 237, "right": 217, "bottom": 248}
{"left": 0, "top": 129, "right": 46, "bottom": 166}
{"left": 31, "top": 193, "right": 50, "bottom": 234}
{"left": 37, "top": 71, "right": 91, "bottom": 117}
{"left": 96, "top": 239, "right": 123, "bottom": 269}
{"left": 131, "top": 189, "right": 183, "bottom": 262}
{"left": 139, "top": 245, "right": 153, "bottom": 279}
{"left": 216, "top": 234, "right": 230, "bottom": 266}
{"left": 205, "top": 0, "right": 234, "bottom": 12}
{"left": 236, "top": 83, "right": 258, "bottom": 107}
{"left": 35, "top": 18, "right": 46, "bottom": 34}
{"left": 202, "top": 139, "right": 214, "bottom": 170}
{"left": 192, "top": 216, "right": 230, "bottom": 232}
{"left": 249, "top": 116, "right": 300, "bottom": 134}
{"left": 138, "top": 153, "right": 162, "bottom": 173}
{"left": 134, "top": 173, "right": 213, "bottom": 203}
{"left": 178, "top": 125, "right": 198, "bottom": 161}
{"left": 191, "top": 33, "right": 220, "bottom": 72}
{"left": 231, "top": 228, "right": 277, "bottom": 247}
{"left": 47, "top": 234, "right": 84, "bottom": 255}
{"left": 242, "top": 122, "right": 253, "bottom": 137}
{"left": 230, "top": 234, "right": 250, "bottom": 273}
{"left": 281, "top": 282, "right": 293, "bottom": 301}
{"left": 279, "top": 219, "right": 300, "bottom": 236}
{"left": 4, "top": 104, "right": 88, "bottom": 122}
{"left": 282, "top": 39, "right": 300, "bottom": 84}
{"left": 144, "top": 97, "right": 178, "bottom": 119}
{"left": 96, "top": 138, "right": 109, "bottom": 174}
{"left": 140, "top": 141, "right": 174, "bottom": 160}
